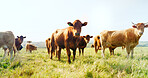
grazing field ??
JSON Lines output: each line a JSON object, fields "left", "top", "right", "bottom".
{"left": 0, "top": 47, "right": 148, "bottom": 78}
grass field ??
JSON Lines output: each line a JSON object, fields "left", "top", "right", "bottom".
{"left": 0, "top": 47, "right": 148, "bottom": 78}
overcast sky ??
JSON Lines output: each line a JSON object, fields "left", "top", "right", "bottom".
{"left": 0, "top": 0, "right": 148, "bottom": 42}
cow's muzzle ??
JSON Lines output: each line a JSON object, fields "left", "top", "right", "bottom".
{"left": 75, "top": 33, "right": 80, "bottom": 36}
{"left": 139, "top": 31, "right": 143, "bottom": 36}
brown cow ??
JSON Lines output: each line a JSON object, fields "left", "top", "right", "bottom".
{"left": 77, "top": 35, "right": 93, "bottom": 56}
{"left": 0, "top": 31, "right": 18, "bottom": 60}
{"left": 51, "top": 20, "right": 87, "bottom": 63}
{"left": 46, "top": 38, "right": 57, "bottom": 57}
{"left": 26, "top": 43, "right": 37, "bottom": 53}
{"left": 100, "top": 23, "right": 148, "bottom": 58}
{"left": 8, "top": 35, "right": 26, "bottom": 56}
{"left": 46, "top": 38, "right": 51, "bottom": 54}
{"left": 92, "top": 35, "right": 101, "bottom": 53}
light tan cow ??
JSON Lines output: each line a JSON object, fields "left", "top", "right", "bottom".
{"left": 0, "top": 31, "right": 18, "bottom": 60}
{"left": 100, "top": 23, "right": 148, "bottom": 58}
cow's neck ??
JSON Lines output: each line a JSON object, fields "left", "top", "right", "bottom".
{"left": 134, "top": 28, "right": 142, "bottom": 42}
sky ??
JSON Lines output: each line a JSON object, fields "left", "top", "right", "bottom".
{"left": 0, "top": 0, "right": 148, "bottom": 42}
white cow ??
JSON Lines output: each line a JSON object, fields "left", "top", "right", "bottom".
{"left": 0, "top": 31, "right": 17, "bottom": 60}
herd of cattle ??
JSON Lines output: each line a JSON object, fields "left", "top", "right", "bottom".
{"left": 0, "top": 20, "right": 148, "bottom": 63}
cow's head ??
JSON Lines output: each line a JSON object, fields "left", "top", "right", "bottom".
{"left": 17, "top": 35, "right": 26, "bottom": 43}
{"left": 82, "top": 35, "right": 93, "bottom": 43}
{"left": 67, "top": 20, "right": 87, "bottom": 37}
{"left": 132, "top": 23, "right": 148, "bottom": 36}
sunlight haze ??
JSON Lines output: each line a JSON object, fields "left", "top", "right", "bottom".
{"left": 0, "top": 0, "right": 148, "bottom": 42}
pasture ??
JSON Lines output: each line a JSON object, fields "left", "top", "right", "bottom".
{"left": 0, "top": 47, "right": 148, "bottom": 78}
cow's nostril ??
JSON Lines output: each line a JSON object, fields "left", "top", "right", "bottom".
{"left": 75, "top": 33, "right": 80, "bottom": 36}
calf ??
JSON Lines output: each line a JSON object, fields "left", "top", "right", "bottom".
{"left": 77, "top": 35, "right": 93, "bottom": 56}
{"left": 51, "top": 20, "right": 87, "bottom": 63}
{"left": 100, "top": 23, "right": 148, "bottom": 58}
{"left": 0, "top": 31, "right": 18, "bottom": 60}
{"left": 26, "top": 43, "right": 37, "bottom": 53}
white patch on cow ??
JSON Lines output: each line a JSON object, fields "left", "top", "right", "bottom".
{"left": 3, "top": 45, "right": 8, "bottom": 49}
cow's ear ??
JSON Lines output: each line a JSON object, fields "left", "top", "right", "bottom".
{"left": 48, "top": 38, "right": 50, "bottom": 40}
{"left": 23, "top": 36, "right": 26, "bottom": 38}
{"left": 67, "top": 22, "right": 73, "bottom": 26}
{"left": 132, "top": 25, "right": 137, "bottom": 28}
{"left": 82, "top": 22, "right": 87, "bottom": 26}
{"left": 82, "top": 36, "right": 85, "bottom": 38}
{"left": 90, "top": 36, "right": 93, "bottom": 38}
{"left": 144, "top": 25, "right": 148, "bottom": 28}
{"left": 97, "top": 36, "right": 100, "bottom": 39}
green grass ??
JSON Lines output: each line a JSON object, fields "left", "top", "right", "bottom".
{"left": 0, "top": 47, "right": 148, "bottom": 78}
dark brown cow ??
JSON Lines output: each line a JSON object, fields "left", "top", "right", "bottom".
{"left": 14, "top": 36, "right": 26, "bottom": 54}
{"left": 26, "top": 43, "right": 37, "bottom": 53}
{"left": 100, "top": 23, "right": 148, "bottom": 58}
{"left": 8, "top": 35, "right": 26, "bottom": 56}
{"left": 77, "top": 35, "right": 93, "bottom": 56}
{"left": 51, "top": 20, "right": 87, "bottom": 63}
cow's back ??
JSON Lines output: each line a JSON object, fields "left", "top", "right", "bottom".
{"left": 100, "top": 30, "right": 126, "bottom": 47}
{"left": 0, "top": 31, "right": 15, "bottom": 48}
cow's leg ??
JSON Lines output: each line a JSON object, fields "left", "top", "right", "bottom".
{"left": 126, "top": 46, "right": 130, "bottom": 58}
{"left": 2, "top": 49, "right": 7, "bottom": 59}
{"left": 109, "top": 47, "right": 112, "bottom": 56}
{"left": 95, "top": 45, "right": 98, "bottom": 53}
{"left": 51, "top": 45, "right": 55, "bottom": 59}
{"left": 73, "top": 49, "right": 76, "bottom": 61}
{"left": 82, "top": 48, "right": 84, "bottom": 56}
{"left": 57, "top": 47, "right": 61, "bottom": 61}
{"left": 66, "top": 47, "right": 71, "bottom": 63}
{"left": 101, "top": 46, "right": 105, "bottom": 58}
{"left": 29, "top": 50, "right": 30, "bottom": 53}
{"left": 131, "top": 49, "right": 134, "bottom": 58}
{"left": 55, "top": 46, "right": 58, "bottom": 57}
{"left": 9, "top": 48, "right": 13, "bottom": 60}
{"left": 112, "top": 48, "right": 115, "bottom": 55}
{"left": 79, "top": 48, "right": 81, "bottom": 56}
{"left": 8, "top": 51, "right": 9, "bottom": 56}
{"left": 112, "top": 50, "right": 114, "bottom": 55}
{"left": 47, "top": 47, "right": 50, "bottom": 54}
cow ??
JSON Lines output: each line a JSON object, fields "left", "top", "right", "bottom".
{"left": 91, "top": 35, "right": 102, "bottom": 53}
{"left": 77, "top": 35, "right": 93, "bottom": 56}
{"left": 8, "top": 35, "right": 26, "bottom": 56}
{"left": 51, "top": 20, "right": 87, "bottom": 63}
{"left": 100, "top": 23, "right": 148, "bottom": 58}
{"left": 26, "top": 42, "right": 37, "bottom": 53}
{"left": 46, "top": 38, "right": 57, "bottom": 57}
{"left": 0, "top": 31, "right": 18, "bottom": 60}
